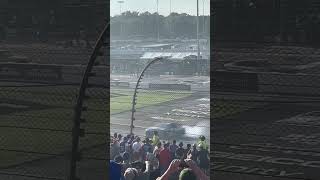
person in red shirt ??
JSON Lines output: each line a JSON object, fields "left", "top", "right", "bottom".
{"left": 159, "top": 143, "right": 171, "bottom": 175}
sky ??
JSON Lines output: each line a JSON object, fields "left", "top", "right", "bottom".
{"left": 110, "top": 0, "right": 210, "bottom": 17}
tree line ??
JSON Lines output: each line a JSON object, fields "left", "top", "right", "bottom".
{"left": 110, "top": 11, "right": 210, "bottom": 39}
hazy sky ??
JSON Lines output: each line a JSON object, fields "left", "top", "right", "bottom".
{"left": 110, "top": 0, "right": 210, "bottom": 17}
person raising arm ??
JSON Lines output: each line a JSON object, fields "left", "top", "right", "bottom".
{"left": 156, "top": 159, "right": 209, "bottom": 180}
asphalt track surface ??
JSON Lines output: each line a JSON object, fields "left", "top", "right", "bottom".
{"left": 213, "top": 95, "right": 320, "bottom": 180}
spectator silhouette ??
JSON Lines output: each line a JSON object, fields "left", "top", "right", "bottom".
{"left": 175, "top": 142, "right": 185, "bottom": 159}
{"left": 187, "top": 144, "right": 198, "bottom": 162}
{"left": 159, "top": 143, "right": 171, "bottom": 175}
{"left": 110, "top": 155, "right": 123, "bottom": 180}
{"left": 197, "top": 144, "right": 209, "bottom": 174}
{"left": 169, "top": 140, "right": 178, "bottom": 160}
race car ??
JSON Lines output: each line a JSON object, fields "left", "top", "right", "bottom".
{"left": 145, "top": 122, "right": 185, "bottom": 139}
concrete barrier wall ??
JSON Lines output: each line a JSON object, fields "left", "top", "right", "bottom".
{"left": 149, "top": 83, "right": 191, "bottom": 91}
{"left": 111, "top": 81, "right": 130, "bottom": 87}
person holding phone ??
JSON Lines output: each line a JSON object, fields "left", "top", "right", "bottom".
{"left": 156, "top": 159, "right": 209, "bottom": 180}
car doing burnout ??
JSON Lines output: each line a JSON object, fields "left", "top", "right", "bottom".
{"left": 145, "top": 123, "right": 185, "bottom": 139}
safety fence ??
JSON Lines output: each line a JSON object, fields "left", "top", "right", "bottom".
{"left": 211, "top": 42, "right": 320, "bottom": 180}
{"left": 0, "top": 24, "right": 109, "bottom": 180}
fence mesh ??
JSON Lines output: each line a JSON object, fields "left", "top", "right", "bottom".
{"left": 0, "top": 21, "right": 108, "bottom": 179}
{"left": 212, "top": 42, "right": 320, "bottom": 180}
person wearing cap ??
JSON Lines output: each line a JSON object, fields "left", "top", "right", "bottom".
{"left": 152, "top": 131, "right": 160, "bottom": 147}
{"left": 156, "top": 159, "right": 209, "bottom": 180}
{"left": 197, "top": 135, "right": 208, "bottom": 150}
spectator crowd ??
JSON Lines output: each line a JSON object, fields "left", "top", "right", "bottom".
{"left": 110, "top": 131, "right": 210, "bottom": 180}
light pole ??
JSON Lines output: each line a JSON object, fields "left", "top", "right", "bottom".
{"left": 156, "top": 0, "right": 160, "bottom": 41}
{"left": 169, "top": 0, "right": 172, "bottom": 35}
{"left": 118, "top": 0, "right": 124, "bottom": 15}
{"left": 197, "top": 0, "right": 200, "bottom": 61}
{"left": 170, "top": 0, "right": 172, "bottom": 14}
{"left": 118, "top": 1, "right": 124, "bottom": 38}
{"left": 197, "top": 0, "right": 200, "bottom": 76}
{"left": 202, "top": 0, "right": 205, "bottom": 34}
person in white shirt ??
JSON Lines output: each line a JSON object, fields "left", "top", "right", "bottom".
{"left": 132, "top": 137, "right": 142, "bottom": 161}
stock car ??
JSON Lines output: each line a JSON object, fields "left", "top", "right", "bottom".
{"left": 145, "top": 123, "right": 185, "bottom": 139}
